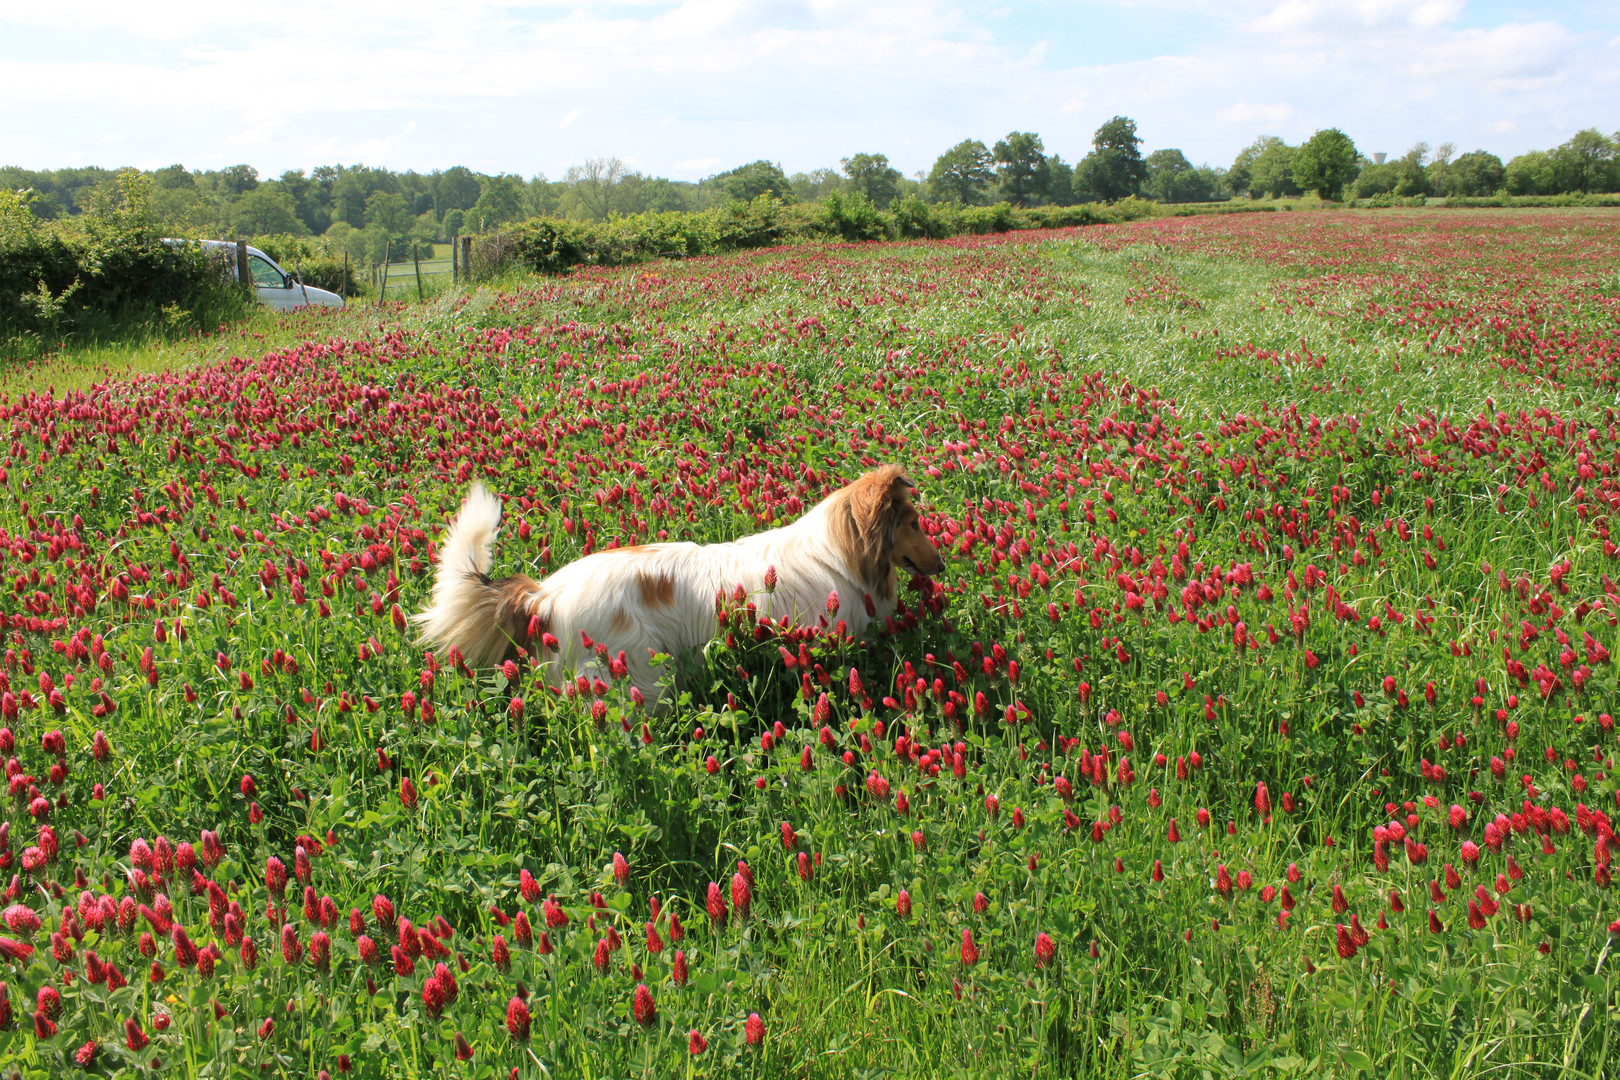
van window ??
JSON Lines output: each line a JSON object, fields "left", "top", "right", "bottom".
{"left": 248, "top": 255, "right": 287, "bottom": 288}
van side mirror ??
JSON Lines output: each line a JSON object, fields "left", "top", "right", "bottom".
{"left": 282, "top": 273, "right": 293, "bottom": 289}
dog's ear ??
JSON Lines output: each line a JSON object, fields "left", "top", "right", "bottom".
{"left": 848, "top": 466, "right": 912, "bottom": 541}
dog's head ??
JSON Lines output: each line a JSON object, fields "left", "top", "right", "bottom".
{"left": 835, "top": 465, "right": 947, "bottom": 595}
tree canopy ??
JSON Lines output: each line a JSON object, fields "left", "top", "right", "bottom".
{"left": 841, "top": 153, "right": 903, "bottom": 209}
{"left": 928, "top": 140, "right": 995, "bottom": 205}
{"left": 1078, "top": 116, "right": 1147, "bottom": 202}
{"left": 708, "top": 160, "right": 795, "bottom": 204}
{"left": 1292, "top": 128, "right": 1360, "bottom": 200}
{"left": 992, "top": 132, "right": 1047, "bottom": 208}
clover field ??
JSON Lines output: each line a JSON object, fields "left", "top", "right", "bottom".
{"left": 3, "top": 209, "right": 1620, "bottom": 1078}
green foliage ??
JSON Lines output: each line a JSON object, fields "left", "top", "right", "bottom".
{"left": 994, "top": 131, "right": 1048, "bottom": 208}
{"left": 1045, "top": 154, "right": 1076, "bottom": 206}
{"left": 890, "top": 194, "right": 940, "bottom": 238}
{"left": 715, "top": 194, "right": 788, "bottom": 249}
{"left": 821, "top": 189, "right": 885, "bottom": 240}
{"left": 840, "top": 153, "right": 903, "bottom": 210}
{"left": 1292, "top": 129, "right": 1360, "bottom": 201}
{"left": 1507, "top": 131, "right": 1620, "bottom": 196}
{"left": 1351, "top": 161, "right": 1398, "bottom": 199}
{"left": 788, "top": 167, "right": 842, "bottom": 204}
{"left": 0, "top": 182, "right": 248, "bottom": 360}
{"left": 1442, "top": 192, "right": 1620, "bottom": 209}
{"left": 1441, "top": 150, "right": 1505, "bottom": 198}
{"left": 495, "top": 193, "right": 1159, "bottom": 278}
{"left": 928, "top": 139, "right": 996, "bottom": 206}
{"left": 232, "top": 185, "right": 309, "bottom": 237}
{"left": 1079, "top": 117, "right": 1148, "bottom": 202}
{"left": 1227, "top": 136, "right": 1270, "bottom": 199}
{"left": 1144, "top": 150, "right": 1224, "bottom": 203}
{"left": 707, "top": 160, "right": 796, "bottom": 205}
{"left": 1391, "top": 144, "right": 1433, "bottom": 198}
{"left": 468, "top": 176, "right": 528, "bottom": 232}
{"left": 1249, "top": 138, "right": 1302, "bottom": 199}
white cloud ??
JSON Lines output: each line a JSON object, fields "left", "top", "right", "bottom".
{"left": 1250, "top": 0, "right": 1465, "bottom": 39}
{"left": 0, "top": 0, "right": 1612, "bottom": 178}
{"left": 1411, "top": 22, "right": 1573, "bottom": 86}
{"left": 1216, "top": 102, "right": 1295, "bottom": 128}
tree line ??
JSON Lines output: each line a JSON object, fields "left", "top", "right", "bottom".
{"left": 4, "top": 121, "right": 1616, "bottom": 264}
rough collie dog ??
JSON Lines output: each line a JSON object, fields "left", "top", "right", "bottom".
{"left": 412, "top": 465, "right": 945, "bottom": 709}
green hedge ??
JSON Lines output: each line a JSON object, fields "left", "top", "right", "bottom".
{"left": 490, "top": 194, "right": 1160, "bottom": 277}
{"left": 1442, "top": 193, "right": 1620, "bottom": 209}
{"left": 1, "top": 185, "right": 245, "bottom": 357}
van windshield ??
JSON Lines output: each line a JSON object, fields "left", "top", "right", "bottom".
{"left": 247, "top": 256, "right": 286, "bottom": 288}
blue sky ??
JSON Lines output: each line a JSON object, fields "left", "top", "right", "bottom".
{"left": 2, "top": 0, "right": 1615, "bottom": 181}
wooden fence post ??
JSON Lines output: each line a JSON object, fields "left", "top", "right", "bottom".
{"left": 413, "top": 249, "right": 424, "bottom": 302}
{"left": 451, "top": 236, "right": 458, "bottom": 284}
{"left": 461, "top": 236, "right": 473, "bottom": 284}
{"left": 235, "top": 240, "right": 251, "bottom": 295}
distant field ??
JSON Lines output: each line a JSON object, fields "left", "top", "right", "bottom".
{"left": 381, "top": 242, "right": 454, "bottom": 296}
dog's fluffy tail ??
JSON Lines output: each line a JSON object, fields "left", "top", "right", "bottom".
{"left": 413, "top": 483, "right": 535, "bottom": 667}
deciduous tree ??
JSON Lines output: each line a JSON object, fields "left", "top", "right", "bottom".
{"left": 927, "top": 140, "right": 995, "bottom": 205}
{"left": 841, "top": 153, "right": 902, "bottom": 210}
{"left": 1292, "top": 128, "right": 1360, "bottom": 201}
{"left": 1250, "top": 138, "right": 1301, "bottom": 199}
{"left": 1077, "top": 117, "right": 1146, "bottom": 202}
{"left": 709, "top": 161, "right": 795, "bottom": 204}
{"left": 993, "top": 132, "right": 1047, "bottom": 207}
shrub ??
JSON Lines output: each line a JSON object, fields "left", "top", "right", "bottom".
{"left": 1, "top": 182, "right": 246, "bottom": 358}
{"left": 822, "top": 191, "right": 887, "bottom": 242}
{"left": 487, "top": 193, "right": 1167, "bottom": 279}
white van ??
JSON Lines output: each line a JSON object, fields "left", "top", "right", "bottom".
{"left": 171, "top": 240, "right": 346, "bottom": 311}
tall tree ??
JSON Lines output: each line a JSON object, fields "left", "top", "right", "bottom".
{"left": 1143, "top": 149, "right": 1217, "bottom": 203}
{"left": 564, "top": 158, "right": 628, "bottom": 220}
{"left": 1045, "top": 154, "right": 1075, "bottom": 206}
{"left": 1250, "top": 139, "right": 1301, "bottom": 198}
{"left": 1228, "top": 137, "right": 1271, "bottom": 199}
{"left": 1424, "top": 143, "right": 1456, "bottom": 197}
{"left": 274, "top": 169, "right": 330, "bottom": 234}
{"left": 1549, "top": 129, "right": 1619, "bottom": 193}
{"left": 1078, "top": 117, "right": 1146, "bottom": 202}
{"left": 789, "top": 168, "right": 842, "bottom": 203}
{"left": 992, "top": 132, "right": 1047, "bottom": 207}
{"left": 1392, "top": 143, "right": 1432, "bottom": 198}
{"left": 468, "top": 174, "right": 526, "bottom": 229}
{"left": 841, "top": 153, "right": 902, "bottom": 209}
{"left": 1292, "top": 128, "right": 1361, "bottom": 200}
{"left": 151, "top": 164, "right": 194, "bottom": 191}
{"left": 1504, "top": 150, "right": 1554, "bottom": 196}
{"left": 364, "top": 191, "right": 410, "bottom": 235}
{"left": 1444, "top": 150, "right": 1505, "bottom": 197}
{"left": 1351, "top": 159, "right": 1398, "bottom": 199}
{"left": 709, "top": 160, "right": 794, "bottom": 204}
{"left": 215, "top": 164, "right": 260, "bottom": 197}
{"left": 432, "top": 166, "right": 483, "bottom": 217}
{"left": 928, "top": 140, "right": 995, "bottom": 205}
{"left": 232, "top": 186, "right": 307, "bottom": 236}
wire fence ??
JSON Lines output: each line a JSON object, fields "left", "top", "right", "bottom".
{"left": 375, "top": 243, "right": 454, "bottom": 300}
